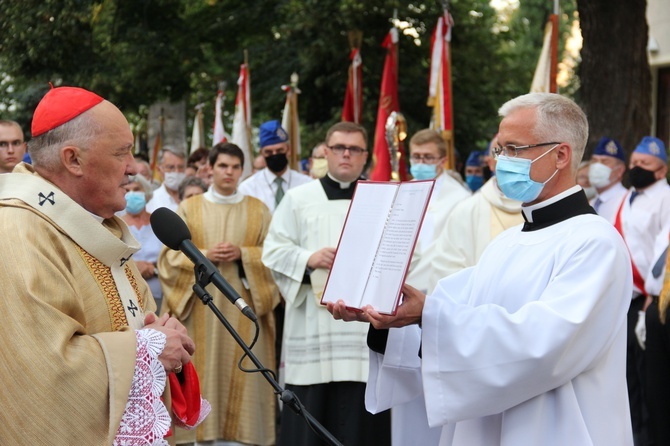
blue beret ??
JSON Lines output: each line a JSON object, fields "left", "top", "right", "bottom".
{"left": 634, "top": 136, "right": 667, "bottom": 163}
{"left": 466, "top": 150, "right": 485, "bottom": 167}
{"left": 259, "top": 120, "right": 289, "bottom": 148}
{"left": 593, "top": 137, "right": 625, "bottom": 162}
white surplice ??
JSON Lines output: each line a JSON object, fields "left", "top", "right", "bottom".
{"left": 392, "top": 178, "right": 522, "bottom": 446}
{"left": 367, "top": 189, "right": 634, "bottom": 446}
{"left": 262, "top": 180, "right": 370, "bottom": 385}
{"left": 407, "top": 171, "right": 471, "bottom": 292}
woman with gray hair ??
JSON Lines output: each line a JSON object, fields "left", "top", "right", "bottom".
{"left": 122, "top": 174, "right": 164, "bottom": 312}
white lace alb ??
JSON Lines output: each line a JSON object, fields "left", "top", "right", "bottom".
{"left": 113, "top": 328, "right": 171, "bottom": 446}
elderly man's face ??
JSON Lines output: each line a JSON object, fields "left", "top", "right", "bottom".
{"left": 77, "top": 101, "right": 137, "bottom": 218}
{"left": 629, "top": 152, "right": 667, "bottom": 180}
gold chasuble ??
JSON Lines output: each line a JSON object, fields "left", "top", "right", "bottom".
{"left": 0, "top": 164, "right": 157, "bottom": 445}
{"left": 158, "top": 194, "right": 279, "bottom": 445}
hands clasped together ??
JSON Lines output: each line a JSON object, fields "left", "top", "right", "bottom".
{"left": 144, "top": 312, "right": 194, "bottom": 374}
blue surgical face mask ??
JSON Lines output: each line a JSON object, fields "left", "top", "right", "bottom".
{"left": 410, "top": 163, "right": 438, "bottom": 180}
{"left": 125, "top": 191, "right": 147, "bottom": 215}
{"left": 495, "top": 145, "right": 559, "bottom": 202}
{"left": 466, "top": 174, "right": 484, "bottom": 192}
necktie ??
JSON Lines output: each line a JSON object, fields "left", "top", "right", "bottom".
{"left": 593, "top": 197, "right": 602, "bottom": 212}
{"left": 274, "top": 177, "right": 285, "bottom": 206}
{"left": 652, "top": 246, "right": 669, "bottom": 279}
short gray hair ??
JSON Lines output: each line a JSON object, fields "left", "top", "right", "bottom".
{"left": 158, "top": 146, "right": 186, "bottom": 164}
{"left": 178, "top": 176, "right": 208, "bottom": 200}
{"left": 128, "top": 174, "right": 154, "bottom": 201}
{"left": 499, "top": 93, "right": 588, "bottom": 172}
{"left": 28, "top": 109, "right": 102, "bottom": 171}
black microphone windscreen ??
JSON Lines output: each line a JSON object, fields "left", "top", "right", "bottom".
{"left": 149, "top": 207, "right": 192, "bottom": 250}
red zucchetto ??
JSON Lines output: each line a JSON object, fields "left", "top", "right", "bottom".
{"left": 31, "top": 85, "right": 104, "bottom": 137}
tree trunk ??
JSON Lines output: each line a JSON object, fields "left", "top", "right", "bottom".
{"left": 577, "top": 0, "right": 651, "bottom": 157}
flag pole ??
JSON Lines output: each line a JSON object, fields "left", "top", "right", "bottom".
{"left": 243, "top": 50, "right": 252, "bottom": 151}
{"left": 549, "top": 1, "right": 559, "bottom": 93}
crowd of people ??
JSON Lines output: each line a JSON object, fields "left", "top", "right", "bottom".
{"left": 2, "top": 86, "right": 670, "bottom": 446}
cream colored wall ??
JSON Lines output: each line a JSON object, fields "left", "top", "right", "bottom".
{"left": 647, "top": 0, "right": 670, "bottom": 136}
{"left": 648, "top": 0, "right": 670, "bottom": 66}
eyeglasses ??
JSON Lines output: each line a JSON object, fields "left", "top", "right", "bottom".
{"left": 492, "top": 142, "right": 561, "bottom": 159}
{"left": 328, "top": 144, "right": 366, "bottom": 156}
{"left": 161, "top": 164, "right": 186, "bottom": 173}
{"left": 0, "top": 140, "right": 25, "bottom": 150}
{"left": 410, "top": 154, "right": 441, "bottom": 164}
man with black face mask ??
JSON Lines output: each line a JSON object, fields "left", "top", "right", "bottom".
{"left": 618, "top": 136, "right": 670, "bottom": 446}
{"left": 238, "top": 120, "right": 312, "bottom": 214}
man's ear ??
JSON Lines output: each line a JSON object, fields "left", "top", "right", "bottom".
{"left": 556, "top": 143, "right": 572, "bottom": 170}
{"left": 61, "top": 146, "right": 84, "bottom": 177}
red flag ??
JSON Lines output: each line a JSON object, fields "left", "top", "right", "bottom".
{"left": 342, "top": 48, "right": 363, "bottom": 123}
{"left": 428, "top": 9, "right": 455, "bottom": 169}
{"left": 370, "top": 29, "right": 408, "bottom": 181}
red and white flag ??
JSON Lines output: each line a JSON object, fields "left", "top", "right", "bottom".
{"left": 281, "top": 73, "right": 301, "bottom": 171}
{"left": 231, "top": 63, "right": 253, "bottom": 179}
{"left": 370, "top": 28, "right": 408, "bottom": 181}
{"left": 212, "top": 89, "right": 227, "bottom": 145}
{"left": 428, "top": 8, "right": 455, "bottom": 169}
{"left": 342, "top": 48, "right": 363, "bottom": 124}
{"left": 530, "top": 14, "right": 559, "bottom": 93}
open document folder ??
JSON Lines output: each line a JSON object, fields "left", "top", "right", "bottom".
{"left": 320, "top": 180, "right": 434, "bottom": 315}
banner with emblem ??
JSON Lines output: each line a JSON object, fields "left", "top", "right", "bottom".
{"left": 370, "top": 27, "right": 408, "bottom": 181}
{"left": 428, "top": 5, "right": 456, "bottom": 170}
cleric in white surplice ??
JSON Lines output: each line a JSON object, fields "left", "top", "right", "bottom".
{"left": 328, "top": 93, "right": 634, "bottom": 446}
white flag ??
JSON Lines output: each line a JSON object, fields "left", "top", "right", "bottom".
{"left": 190, "top": 107, "right": 204, "bottom": 155}
{"left": 213, "top": 90, "right": 227, "bottom": 145}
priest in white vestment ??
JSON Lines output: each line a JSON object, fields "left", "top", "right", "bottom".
{"left": 394, "top": 143, "right": 521, "bottom": 446}
{"left": 392, "top": 129, "right": 471, "bottom": 446}
{"left": 263, "top": 122, "right": 391, "bottom": 445}
{"left": 328, "top": 93, "right": 633, "bottom": 446}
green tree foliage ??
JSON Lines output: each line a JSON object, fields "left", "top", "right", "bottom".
{"left": 0, "top": 0, "right": 558, "bottom": 160}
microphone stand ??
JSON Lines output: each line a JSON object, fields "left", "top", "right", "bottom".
{"left": 191, "top": 263, "right": 344, "bottom": 446}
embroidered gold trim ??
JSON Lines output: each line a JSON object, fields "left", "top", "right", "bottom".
{"left": 75, "top": 245, "right": 128, "bottom": 330}
{"left": 125, "top": 264, "right": 145, "bottom": 312}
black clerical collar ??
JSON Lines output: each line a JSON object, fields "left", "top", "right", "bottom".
{"left": 521, "top": 186, "right": 596, "bottom": 232}
{"left": 320, "top": 174, "right": 361, "bottom": 200}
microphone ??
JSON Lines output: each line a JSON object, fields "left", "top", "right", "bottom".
{"left": 150, "top": 207, "right": 257, "bottom": 322}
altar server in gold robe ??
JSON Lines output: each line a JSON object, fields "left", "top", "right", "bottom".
{"left": 159, "top": 142, "right": 280, "bottom": 445}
